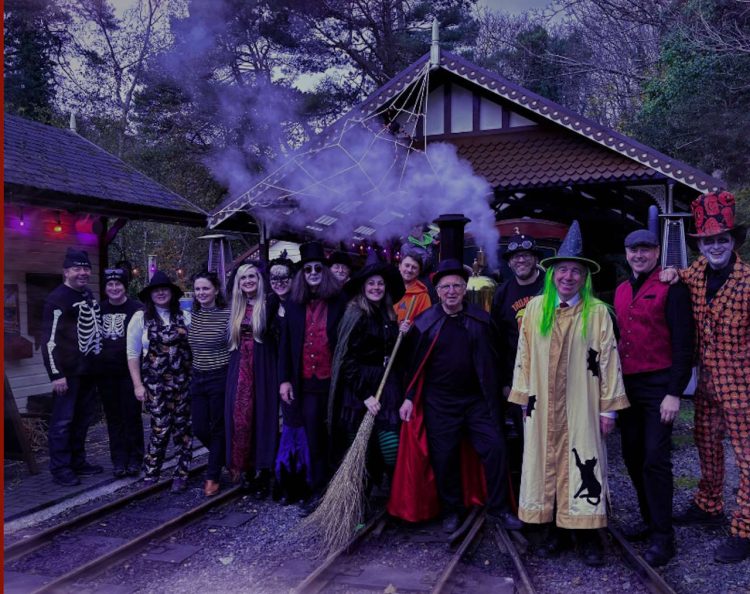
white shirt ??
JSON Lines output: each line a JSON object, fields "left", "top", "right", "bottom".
{"left": 126, "top": 307, "right": 191, "bottom": 360}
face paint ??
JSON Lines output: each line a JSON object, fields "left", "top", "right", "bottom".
{"left": 698, "top": 232, "right": 735, "bottom": 270}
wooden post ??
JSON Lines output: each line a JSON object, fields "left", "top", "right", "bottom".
{"left": 4, "top": 374, "right": 40, "bottom": 474}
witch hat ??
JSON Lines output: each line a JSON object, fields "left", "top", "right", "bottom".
{"left": 540, "top": 220, "right": 601, "bottom": 274}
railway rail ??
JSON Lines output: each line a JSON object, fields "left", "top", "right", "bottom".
{"left": 4, "top": 466, "right": 252, "bottom": 594}
{"left": 291, "top": 508, "right": 680, "bottom": 594}
{"left": 293, "top": 507, "right": 506, "bottom": 594}
{"left": 5, "top": 463, "right": 208, "bottom": 562}
{"left": 7, "top": 484, "right": 681, "bottom": 594}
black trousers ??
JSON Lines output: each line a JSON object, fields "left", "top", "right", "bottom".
{"left": 190, "top": 367, "right": 228, "bottom": 482}
{"left": 98, "top": 373, "right": 144, "bottom": 471}
{"left": 620, "top": 371, "right": 675, "bottom": 537}
{"left": 48, "top": 374, "right": 97, "bottom": 475}
{"left": 301, "top": 377, "right": 331, "bottom": 494}
{"left": 423, "top": 391, "right": 509, "bottom": 516}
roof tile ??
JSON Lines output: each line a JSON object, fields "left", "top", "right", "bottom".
{"left": 4, "top": 114, "right": 204, "bottom": 216}
{"left": 454, "top": 131, "right": 658, "bottom": 189}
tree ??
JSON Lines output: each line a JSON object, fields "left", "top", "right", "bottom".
{"left": 58, "top": 0, "right": 180, "bottom": 156}
{"left": 630, "top": 1, "right": 750, "bottom": 186}
{"left": 285, "top": 0, "right": 479, "bottom": 96}
{"left": 3, "top": 0, "right": 69, "bottom": 122}
{"left": 475, "top": 0, "right": 678, "bottom": 127}
{"left": 472, "top": 14, "right": 591, "bottom": 110}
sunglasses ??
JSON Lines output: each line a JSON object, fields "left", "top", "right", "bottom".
{"left": 508, "top": 239, "right": 534, "bottom": 251}
{"left": 303, "top": 264, "right": 323, "bottom": 274}
{"left": 270, "top": 275, "right": 291, "bottom": 284}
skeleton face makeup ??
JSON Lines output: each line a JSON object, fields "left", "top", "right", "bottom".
{"left": 698, "top": 232, "right": 735, "bottom": 270}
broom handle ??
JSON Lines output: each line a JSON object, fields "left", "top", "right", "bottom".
{"left": 374, "top": 297, "right": 417, "bottom": 404}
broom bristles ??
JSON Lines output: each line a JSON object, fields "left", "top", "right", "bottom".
{"left": 301, "top": 412, "right": 376, "bottom": 555}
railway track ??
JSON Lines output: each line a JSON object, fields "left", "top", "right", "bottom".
{"left": 5, "top": 463, "right": 209, "bottom": 562}
{"left": 291, "top": 509, "right": 679, "bottom": 594}
{"left": 606, "top": 525, "right": 678, "bottom": 594}
{"left": 493, "top": 522, "right": 678, "bottom": 594}
{"left": 292, "top": 507, "right": 511, "bottom": 594}
{"left": 4, "top": 467, "right": 250, "bottom": 594}
{"left": 6, "top": 483, "right": 681, "bottom": 594}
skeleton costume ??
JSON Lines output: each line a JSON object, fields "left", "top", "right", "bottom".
{"left": 98, "top": 268, "right": 144, "bottom": 476}
{"left": 42, "top": 248, "right": 103, "bottom": 483}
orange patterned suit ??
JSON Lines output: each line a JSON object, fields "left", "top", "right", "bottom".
{"left": 680, "top": 254, "right": 750, "bottom": 539}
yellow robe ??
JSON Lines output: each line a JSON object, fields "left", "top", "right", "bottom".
{"left": 509, "top": 297, "right": 628, "bottom": 528}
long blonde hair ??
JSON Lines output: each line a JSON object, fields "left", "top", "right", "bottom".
{"left": 229, "top": 264, "right": 267, "bottom": 350}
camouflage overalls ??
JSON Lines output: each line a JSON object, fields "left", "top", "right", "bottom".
{"left": 142, "top": 314, "right": 193, "bottom": 480}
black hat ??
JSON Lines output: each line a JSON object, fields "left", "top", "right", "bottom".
{"left": 299, "top": 241, "right": 327, "bottom": 265}
{"left": 328, "top": 250, "right": 353, "bottom": 269}
{"left": 63, "top": 247, "right": 91, "bottom": 268}
{"left": 431, "top": 258, "right": 469, "bottom": 286}
{"left": 345, "top": 263, "right": 405, "bottom": 302}
{"left": 540, "top": 220, "right": 600, "bottom": 274}
{"left": 138, "top": 270, "right": 183, "bottom": 302}
{"left": 503, "top": 233, "right": 543, "bottom": 261}
{"left": 104, "top": 267, "right": 129, "bottom": 288}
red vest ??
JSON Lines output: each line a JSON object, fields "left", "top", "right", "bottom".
{"left": 614, "top": 267, "right": 672, "bottom": 375}
{"left": 302, "top": 299, "right": 332, "bottom": 380}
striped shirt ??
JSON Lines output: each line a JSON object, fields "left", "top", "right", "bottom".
{"left": 188, "top": 307, "right": 231, "bottom": 371}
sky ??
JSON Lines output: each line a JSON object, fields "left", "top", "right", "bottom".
{"left": 108, "top": 0, "right": 551, "bottom": 17}
{"left": 480, "top": 0, "right": 552, "bottom": 13}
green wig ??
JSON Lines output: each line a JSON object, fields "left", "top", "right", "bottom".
{"left": 539, "top": 266, "right": 602, "bottom": 337}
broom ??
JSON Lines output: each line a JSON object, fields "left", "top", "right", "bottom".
{"left": 302, "top": 298, "right": 416, "bottom": 554}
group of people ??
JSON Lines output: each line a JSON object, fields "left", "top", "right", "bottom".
{"left": 41, "top": 191, "right": 749, "bottom": 569}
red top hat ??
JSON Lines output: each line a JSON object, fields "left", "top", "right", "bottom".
{"left": 689, "top": 191, "right": 746, "bottom": 246}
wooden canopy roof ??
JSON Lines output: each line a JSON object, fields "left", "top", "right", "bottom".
{"left": 209, "top": 50, "right": 724, "bottom": 254}
{"left": 4, "top": 114, "right": 207, "bottom": 226}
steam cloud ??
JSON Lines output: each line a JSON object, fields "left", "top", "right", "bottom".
{"left": 162, "top": 2, "right": 500, "bottom": 268}
{"left": 218, "top": 120, "right": 500, "bottom": 268}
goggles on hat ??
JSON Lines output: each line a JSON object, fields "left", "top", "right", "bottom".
{"left": 104, "top": 268, "right": 125, "bottom": 276}
{"left": 508, "top": 239, "right": 534, "bottom": 251}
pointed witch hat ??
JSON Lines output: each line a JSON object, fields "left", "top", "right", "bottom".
{"left": 540, "top": 220, "right": 601, "bottom": 274}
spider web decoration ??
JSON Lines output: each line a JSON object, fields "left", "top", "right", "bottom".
{"left": 209, "top": 60, "right": 499, "bottom": 260}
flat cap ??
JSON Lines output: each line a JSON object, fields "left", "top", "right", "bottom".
{"left": 624, "top": 229, "right": 659, "bottom": 248}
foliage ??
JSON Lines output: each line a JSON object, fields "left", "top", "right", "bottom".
{"left": 57, "top": 0, "right": 181, "bottom": 155}
{"left": 631, "top": 2, "right": 750, "bottom": 184}
{"left": 735, "top": 188, "right": 750, "bottom": 263}
{"left": 3, "top": 0, "right": 69, "bottom": 122}
{"left": 5, "top": 0, "right": 750, "bottom": 280}
{"left": 283, "top": 0, "right": 479, "bottom": 94}
{"left": 472, "top": 15, "right": 591, "bottom": 110}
